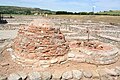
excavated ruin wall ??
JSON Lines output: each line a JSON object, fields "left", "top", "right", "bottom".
{"left": 60, "top": 25, "right": 120, "bottom": 38}
{"left": 60, "top": 25, "right": 120, "bottom": 45}
{"left": 8, "top": 19, "right": 120, "bottom": 67}
{"left": 10, "top": 19, "right": 69, "bottom": 67}
{"left": 68, "top": 43, "right": 119, "bottom": 65}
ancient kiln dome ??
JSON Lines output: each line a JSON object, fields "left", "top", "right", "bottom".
{"left": 12, "top": 19, "right": 69, "bottom": 67}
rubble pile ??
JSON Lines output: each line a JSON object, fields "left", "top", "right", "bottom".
{"left": 11, "top": 19, "right": 69, "bottom": 67}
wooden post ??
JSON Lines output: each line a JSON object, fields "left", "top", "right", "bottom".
{"left": 86, "top": 27, "right": 90, "bottom": 42}
{"left": 1, "top": 13, "right": 3, "bottom": 20}
{"left": 0, "top": 13, "right": 1, "bottom": 21}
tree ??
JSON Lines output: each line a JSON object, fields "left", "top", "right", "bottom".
{"left": 88, "top": 12, "right": 94, "bottom": 15}
{"left": 80, "top": 12, "right": 88, "bottom": 15}
{"left": 25, "top": 10, "right": 31, "bottom": 15}
{"left": 109, "top": 10, "right": 113, "bottom": 12}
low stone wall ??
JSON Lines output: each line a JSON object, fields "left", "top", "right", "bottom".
{"left": 0, "top": 24, "right": 21, "bottom": 30}
{"left": 98, "top": 34, "right": 120, "bottom": 42}
{"left": 59, "top": 24, "right": 120, "bottom": 39}
{"left": 1, "top": 67, "right": 120, "bottom": 80}
{"left": 68, "top": 43, "right": 119, "bottom": 65}
{"left": 8, "top": 42, "right": 119, "bottom": 67}
{"left": 7, "top": 46, "right": 68, "bottom": 68}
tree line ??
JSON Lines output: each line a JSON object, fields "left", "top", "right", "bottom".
{"left": 0, "top": 6, "right": 120, "bottom": 16}
{"left": 0, "top": 6, "right": 55, "bottom": 15}
{"left": 56, "top": 11, "right": 120, "bottom": 16}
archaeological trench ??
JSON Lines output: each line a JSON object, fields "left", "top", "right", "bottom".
{"left": 0, "top": 18, "right": 120, "bottom": 80}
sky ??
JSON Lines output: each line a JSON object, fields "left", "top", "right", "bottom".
{"left": 0, "top": 0, "right": 120, "bottom": 12}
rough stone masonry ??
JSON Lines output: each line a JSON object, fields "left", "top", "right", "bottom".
{"left": 11, "top": 19, "right": 69, "bottom": 67}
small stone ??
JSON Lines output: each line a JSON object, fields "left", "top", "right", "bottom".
{"left": 42, "top": 72, "right": 52, "bottom": 80}
{"left": 8, "top": 73, "right": 22, "bottom": 80}
{"left": 115, "top": 69, "right": 120, "bottom": 76}
{"left": 37, "top": 47, "right": 44, "bottom": 50}
{"left": 52, "top": 71, "right": 62, "bottom": 79}
{"left": 100, "top": 74, "right": 116, "bottom": 80}
{"left": 28, "top": 71, "right": 41, "bottom": 80}
{"left": 6, "top": 48, "right": 13, "bottom": 52}
{"left": 39, "top": 60, "right": 49, "bottom": 65}
{"left": 100, "top": 75, "right": 109, "bottom": 80}
{"left": 0, "top": 75, "right": 7, "bottom": 80}
{"left": 58, "top": 56, "right": 67, "bottom": 64}
{"left": 115, "top": 66, "right": 120, "bottom": 75}
{"left": 104, "top": 68, "right": 118, "bottom": 76}
{"left": 50, "top": 58, "right": 58, "bottom": 64}
{"left": 62, "top": 71, "right": 72, "bottom": 80}
{"left": 98, "top": 69, "right": 117, "bottom": 80}
{"left": 72, "top": 70, "right": 83, "bottom": 80}
{"left": 92, "top": 70, "right": 100, "bottom": 79}
{"left": 68, "top": 52, "right": 75, "bottom": 58}
{"left": 98, "top": 70, "right": 107, "bottom": 76}
{"left": 17, "top": 72, "right": 27, "bottom": 80}
{"left": 7, "top": 43, "right": 13, "bottom": 48}
{"left": 83, "top": 71, "right": 92, "bottom": 78}
{"left": 0, "top": 62, "right": 9, "bottom": 67}
{"left": 115, "top": 66, "right": 120, "bottom": 71}
{"left": 41, "top": 64, "right": 50, "bottom": 68}
{"left": 51, "top": 78, "right": 61, "bottom": 80}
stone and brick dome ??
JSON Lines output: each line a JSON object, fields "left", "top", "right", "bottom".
{"left": 12, "top": 19, "right": 69, "bottom": 67}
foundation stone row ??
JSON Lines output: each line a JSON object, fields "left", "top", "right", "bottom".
{"left": 1, "top": 66, "right": 120, "bottom": 80}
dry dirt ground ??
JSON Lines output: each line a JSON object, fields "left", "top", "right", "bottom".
{"left": 0, "top": 15, "right": 120, "bottom": 78}
{"left": 48, "top": 15, "right": 120, "bottom": 26}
